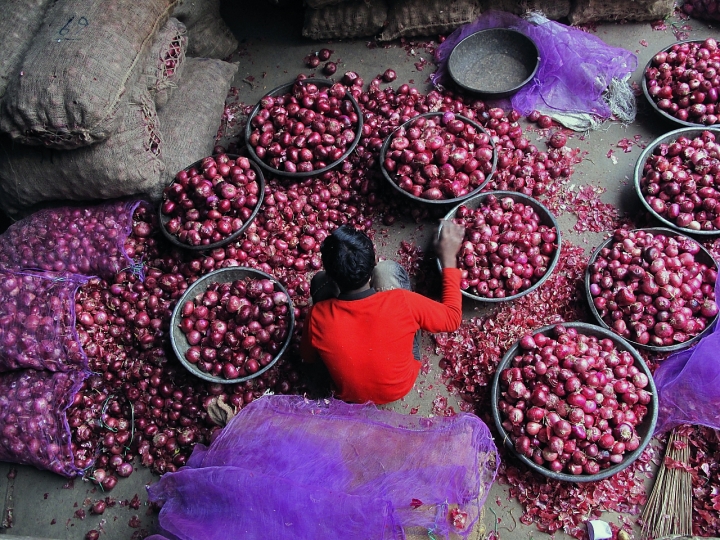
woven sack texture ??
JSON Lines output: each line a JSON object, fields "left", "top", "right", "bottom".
{"left": 0, "top": 0, "right": 175, "bottom": 150}
{"left": 0, "top": 87, "right": 164, "bottom": 218}
{"left": 158, "top": 58, "right": 238, "bottom": 186}
{"left": 569, "top": 0, "right": 674, "bottom": 23}
{"left": 379, "top": 0, "right": 480, "bottom": 41}
{"left": 303, "top": 0, "right": 388, "bottom": 40}
{"left": 480, "top": 0, "right": 571, "bottom": 19}
{"left": 172, "top": 0, "right": 238, "bottom": 59}
{"left": 0, "top": 0, "right": 54, "bottom": 99}
{"left": 143, "top": 18, "right": 188, "bottom": 110}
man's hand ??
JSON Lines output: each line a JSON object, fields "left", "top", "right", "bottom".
{"left": 435, "top": 220, "right": 465, "bottom": 269}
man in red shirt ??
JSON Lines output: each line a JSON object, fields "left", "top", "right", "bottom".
{"left": 300, "top": 221, "right": 465, "bottom": 404}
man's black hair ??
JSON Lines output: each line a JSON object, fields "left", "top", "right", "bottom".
{"left": 320, "top": 225, "right": 376, "bottom": 292}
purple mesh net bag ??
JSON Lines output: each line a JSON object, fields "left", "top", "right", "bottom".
{"left": 654, "top": 273, "right": 720, "bottom": 434}
{"left": 0, "top": 270, "right": 90, "bottom": 372}
{"left": 0, "top": 199, "right": 145, "bottom": 280}
{"left": 431, "top": 11, "right": 637, "bottom": 119}
{"left": 148, "top": 395, "right": 499, "bottom": 540}
{"left": 0, "top": 368, "right": 88, "bottom": 476}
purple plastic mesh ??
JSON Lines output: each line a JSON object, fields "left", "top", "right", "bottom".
{"left": 0, "top": 270, "right": 90, "bottom": 372}
{"left": 0, "top": 368, "right": 88, "bottom": 476}
{"left": 431, "top": 11, "right": 637, "bottom": 117}
{"left": 654, "top": 273, "right": 720, "bottom": 434}
{"left": 0, "top": 199, "right": 145, "bottom": 280}
{"left": 148, "top": 395, "right": 499, "bottom": 540}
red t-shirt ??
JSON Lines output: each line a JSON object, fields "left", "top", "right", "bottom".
{"left": 300, "top": 268, "right": 462, "bottom": 404}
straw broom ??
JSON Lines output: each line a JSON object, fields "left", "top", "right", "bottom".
{"left": 640, "top": 428, "right": 693, "bottom": 539}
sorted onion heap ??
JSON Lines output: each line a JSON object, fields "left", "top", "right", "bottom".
{"left": 644, "top": 38, "right": 720, "bottom": 125}
{"left": 639, "top": 130, "right": 720, "bottom": 232}
{"left": 161, "top": 154, "right": 261, "bottom": 247}
{"left": 383, "top": 112, "right": 495, "bottom": 200}
{"left": 498, "top": 325, "right": 651, "bottom": 476}
{"left": 178, "top": 277, "right": 291, "bottom": 380}
{"left": 588, "top": 228, "right": 718, "bottom": 347}
{"left": 453, "top": 195, "right": 558, "bottom": 299}
{"left": 248, "top": 79, "right": 360, "bottom": 174}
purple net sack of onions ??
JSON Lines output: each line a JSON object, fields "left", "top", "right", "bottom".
{"left": 682, "top": 0, "right": 720, "bottom": 21}
{"left": 654, "top": 273, "right": 720, "bottom": 434}
{"left": 0, "top": 368, "right": 87, "bottom": 477}
{"left": 0, "top": 199, "right": 145, "bottom": 280}
{"left": 0, "top": 270, "right": 89, "bottom": 372}
{"left": 148, "top": 395, "right": 499, "bottom": 540}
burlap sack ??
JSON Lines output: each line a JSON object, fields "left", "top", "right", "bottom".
{"left": 569, "top": 0, "right": 674, "bottom": 24}
{"left": 379, "top": 0, "right": 480, "bottom": 41}
{"left": 479, "top": 0, "right": 570, "bottom": 20}
{"left": 303, "top": 0, "right": 388, "bottom": 40}
{"left": 0, "top": 0, "right": 174, "bottom": 150}
{"left": 158, "top": 58, "right": 238, "bottom": 186}
{"left": 143, "top": 18, "right": 188, "bottom": 110}
{"left": 172, "top": 0, "right": 238, "bottom": 59}
{"left": 0, "top": 0, "right": 53, "bottom": 99}
{"left": 0, "top": 87, "right": 164, "bottom": 218}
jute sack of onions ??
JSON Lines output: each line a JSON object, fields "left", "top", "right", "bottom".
{"left": 568, "top": 0, "right": 674, "bottom": 24}
{"left": 0, "top": 0, "right": 54, "bottom": 99}
{"left": 142, "top": 17, "right": 188, "bottom": 110}
{"left": 172, "top": 0, "right": 238, "bottom": 59}
{"left": 302, "top": 0, "right": 388, "bottom": 40}
{"left": 0, "top": 86, "right": 164, "bottom": 218}
{"left": 158, "top": 58, "right": 239, "bottom": 186}
{"left": 0, "top": 0, "right": 175, "bottom": 149}
{"left": 484, "top": 0, "right": 571, "bottom": 20}
{"left": 378, "top": 0, "right": 479, "bottom": 41}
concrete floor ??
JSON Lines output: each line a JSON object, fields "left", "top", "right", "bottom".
{"left": 1, "top": 3, "right": 719, "bottom": 540}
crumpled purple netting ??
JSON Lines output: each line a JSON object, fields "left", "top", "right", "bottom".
{"left": 147, "top": 395, "right": 499, "bottom": 540}
{"left": 0, "top": 368, "right": 88, "bottom": 477}
{"left": 0, "top": 270, "right": 90, "bottom": 372}
{"left": 653, "top": 273, "right": 720, "bottom": 435}
{"left": 0, "top": 199, "right": 146, "bottom": 280}
{"left": 432, "top": 10, "right": 638, "bottom": 119}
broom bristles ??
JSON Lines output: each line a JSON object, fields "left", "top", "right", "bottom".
{"left": 640, "top": 428, "right": 693, "bottom": 540}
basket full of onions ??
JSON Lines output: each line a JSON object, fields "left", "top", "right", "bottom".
{"left": 642, "top": 38, "right": 720, "bottom": 127}
{"left": 159, "top": 154, "right": 265, "bottom": 250}
{"left": 170, "top": 267, "right": 294, "bottom": 384}
{"left": 245, "top": 78, "right": 363, "bottom": 177}
{"left": 441, "top": 191, "right": 561, "bottom": 302}
{"left": 380, "top": 111, "right": 497, "bottom": 204}
{"left": 491, "top": 322, "right": 658, "bottom": 482}
{"left": 634, "top": 127, "right": 720, "bottom": 236}
{"left": 585, "top": 227, "right": 718, "bottom": 352}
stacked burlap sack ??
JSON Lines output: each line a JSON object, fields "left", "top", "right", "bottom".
{"left": 302, "top": 0, "right": 675, "bottom": 40}
{"left": 0, "top": 0, "right": 239, "bottom": 218}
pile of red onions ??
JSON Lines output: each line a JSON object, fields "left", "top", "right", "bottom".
{"left": 588, "top": 228, "right": 718, "bottom": 347}
{"left": 161, "top": 154, "right": 261, "bottom": 247}
{"left": 178, "top": 277, "right": 291, "bottom": 380}
{"left": 498, "top": 325, "right": 650, "bottom": 476}
{"left": 644, "top": 38, "right": 720, "bottom": 125}
{"left": 382, "top": 112, "right": 495, "bottom": 200}
{"left": 248, "top": 78, "right": 360, "bottom": 173}
{"left": 452, "top": 195, "right": 558, "bottom": 299}
{"left": 639, "top": 130, "right": 720, "bottom": 231}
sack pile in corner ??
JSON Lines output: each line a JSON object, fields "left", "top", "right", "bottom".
{"left": 0, "top": 0, "right": 239, "bottom": 218}
{"left": 302, "top": 0, "right": 675, "bottom": 41}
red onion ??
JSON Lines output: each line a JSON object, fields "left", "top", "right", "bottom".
{"left": 452, "top": 195, "right": 558, "bottom": 298}
{"left": 498, "top": 325, "right": 650, "bottom": 475}
{"left": 645, "top": 39, "right": 720, "bottom": 125}
{"left": 588, "top": 228, "right": 717, "bottom": 347}
{"left": 383, "top": 113, "right": 495, "bottom": 200}
{"left": 161, "top": 154, "right": 261, "bottom": 247}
